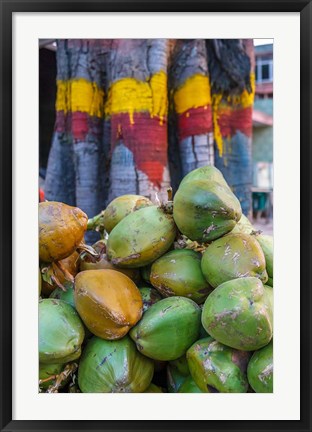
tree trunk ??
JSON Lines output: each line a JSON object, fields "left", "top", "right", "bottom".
{"left": 44, "top": 40, "right": 76, "bottom": 206}
{"left": 170, "top": 39, "right": 214, "bottom": 177}
{"left": 45, "top": 39, "right": 107, "bottom": 219}
{"left": 207, "top": 39, "right": 255, "bottom": 216}
{"left": 44, "top": 39, "right": 255, "bottom": 223}
{"left": 45, "top": 39, "right": 108, "bottom": 243}
{"left": 105, "top": 39, "right": 170, "bottom": 202}
{"left": 66, "top": 39, "right": 106, "bottom": 219}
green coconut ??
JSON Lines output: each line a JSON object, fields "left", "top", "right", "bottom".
{"left": 139, "top": 287, "right": 162, "bottom": 313}
{"left": 173, "top": 179, "right": 242, "bottom": 242}
{"left": 144, "top": 383, "right": 163, "bottom": 393}
{"left": 264, "top": 285, "right": 273, "bottom": 311}
{"left": 49, "top": 283, "right": 94, "bottom": 341}
{"left": 103, "top": 194, "right": 153, "bottom": 233}
{"left": 130, "top": 297, "right": 201, "bottom": 361}
{"left": 107, "top": 206, "right": 177, "bottom": 268}
{"left": 167, "top": 365, "right": 188, "bottom": 393}
{"left": 169, "top": 354, "right": 190, "bottom": 377}
{"left": 201, "top": 232, "right": 268, "bottom": 288}
{"left": 180, "top": 165, "right": 229, "bottom": 188}
{"left": 256, "top": 234, "right": 273, "bottom": 279}
{"left": 78, "top": 336, "right": 154, "bottom": 393}
{"left": 39, "top": 299, "right": 85, "bottom": 364}
{"left": 49, "top": 283, "right": 75, "bottom": 309}
{"left": 201, "top": 277, "right": 273, "bottom": 351}
{"left": 178, "top": 375, "right": 204, "bottom": 393}
{"left": 186, "top": 337, "right": 250, "bottom": 393}
{"left": 230, "top": 214, "right": 255, "bottom": 235}
{"left": 150, "top": 249, "right": 212, "bottom": 304}
{"left": 247, "top": 341, "right": 273, "bottom": 393}
{"left": 39, "top": 363, "right": 65, "bottom": 391}
{"left": 39, "top": 267, "right": 42, "bottom": 296}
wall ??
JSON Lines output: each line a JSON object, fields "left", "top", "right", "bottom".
{"left": 252, "top": 98, "right": 273, "bottom": 163}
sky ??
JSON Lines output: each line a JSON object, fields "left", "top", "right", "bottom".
{"left": 254, "top": 38, "right": 273, "bottom": 46}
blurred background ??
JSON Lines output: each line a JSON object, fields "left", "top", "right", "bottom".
{"left": 39, "top": 39, "right": 273, "bottom": 237}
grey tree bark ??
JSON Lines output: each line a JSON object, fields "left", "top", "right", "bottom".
{"left": 170, "top": 39, "right": 214, "bottom": 177}
{"left": 206, "top": 39, "right": 254, "bottom": 216}
{"left": 44, "top": 40, "right": 76, "bottom": 206}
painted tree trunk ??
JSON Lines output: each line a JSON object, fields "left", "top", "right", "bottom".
{"left": 105, "top": 39, "right": 170, "bottom": 202}
{"left": 207, "top": 39, "right": 255, "bottom": 216}
{"left": 45, "top": 39, "right": 255, "bottom": 224}
{"left": 44, "top": 40, "right": 76, "bottom": 206}
{"left": 170, "top": 39, "right": 214, "bottom": 177}
{"left": 45, "top": 39, "right": 106, "bottom": 218}
{"left": 45, "top": 39, "right": 107, "bottom": 243}
{"left": 65, "top": 39, "right": 106, "bottom": 219}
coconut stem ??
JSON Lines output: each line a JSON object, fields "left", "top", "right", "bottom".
{"left": 174, "top": 234, "right": 209, "bottom": 253}
{"left": 76, "top": 243, "right": 100, "bottom": 259}
{"left": 46, "top": 362, "right": 78, "bottom": 393}
{"left": 160, "top": 187, "right": 174, "bottom": 214}
{"left": 167, "top": 187, "right": 173, "bottom": 201}
{"left": 39, "top": 375, "right": 58, "bottom": 385}
{"left": 251, "top": 230, "right": 263, "bottom": 236}
{"left": 41, "top": 265, "right": 67, "bottom": 291}
{"left": 87, "top": 211, "right": 106, "bottom": 234}
{"left": 77, "top": 243, "right": 101, "bottom": 264}
{"left": 51, "top": 274, "right": 67, "bottom": 292}
{"left": 54, "top": 260, "right": 75, "bottom": 284}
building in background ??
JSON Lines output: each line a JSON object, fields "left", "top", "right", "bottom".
{"left": 251, "top": 43, "right": 273, "bottom": 223}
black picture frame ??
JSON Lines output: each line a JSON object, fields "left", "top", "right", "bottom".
{"left": 1, "top": 1, "right": 311, "bottom": 431}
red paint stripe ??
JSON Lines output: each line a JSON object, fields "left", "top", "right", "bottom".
{"left": 177, "top": 106, "right": 213, "bottom": 140}
{"left": 217, "top": 106, "right": 253, "bottom": 138}
{"left": 55, "top": 111, "right": 102, "bottom": 140}
{"left": 39, "top": 188, "right": 45, "bottom": 202}
{"left": 55, "top": 110, "right": 70, "bottom": 133}
{"left": 71, "top": 111, "right": 89, "bottom": 140}
{"left": 111, "top": 113, "right": 168, "bottom": 188}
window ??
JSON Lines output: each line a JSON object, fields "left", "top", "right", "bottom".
{"left": 255, "top": 57, "right": 273, "bottom": 83}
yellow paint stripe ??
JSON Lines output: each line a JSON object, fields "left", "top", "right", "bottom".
{"left": 173, "top": 73, "right": 254, "bottom": 156}
{"left": 173, "top": 74, "right": 212, "bottom": 114}
{"left": 211, "top": 93, "right": 224, "bottom": 157}
{"left": 219, "top": 73, "right": 255, "bottom": 109}
{"left": 56, "top": 78, "right": 104, "bottom": 117}
{"left": 212, "top": 73, "right": 255, "bottom": 157}
{"left": 104, "top": 71, "right": 168, "bottom": 124}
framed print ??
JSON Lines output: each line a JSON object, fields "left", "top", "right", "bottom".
{"left": 1, "top": 0, "right": 311, "bottom": 431}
